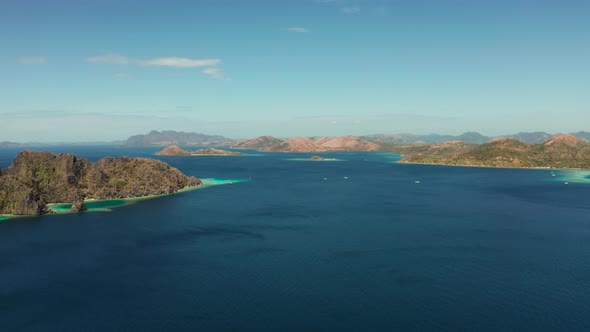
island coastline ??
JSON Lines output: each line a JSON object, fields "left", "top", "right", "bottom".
{"left": 2, "top": 178, "right": 250, "bottom": 221}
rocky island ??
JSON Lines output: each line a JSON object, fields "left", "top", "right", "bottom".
{"left": 0, "top": 151, "right": 201, "bottom": 216}
{"left": 310, "top": 155, "right": 324, "bottom": 161}
{"left": 155, "top": 145, "right": 242, "bottom": 156}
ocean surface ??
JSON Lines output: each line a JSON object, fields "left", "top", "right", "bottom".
{"left": 1, "top": 145, "right": 590, "bottom": 331}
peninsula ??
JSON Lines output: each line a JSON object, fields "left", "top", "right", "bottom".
{"left": 155, "top": 145, "right": 242, "bottom": 156}
{"left": 397, "top": 134, "right": 590, "bottom": 169}
{"left": 0, "top": 151, "right": 200, "bottom": 216}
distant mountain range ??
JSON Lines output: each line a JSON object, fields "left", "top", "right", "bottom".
{"left": 119, "top": 130, "right": 590, "bottom": 150}
{"left": 119, "top": 130, "right": 590, "bottom": 170}
{"left": 362, "top": 132, "right": 491, "bottom": 144}
{"left": 121, "top": 130, "right": 229, "bottom": 147}
{"left": 363, "top": 131, "right": 590, "bottom": 145}
{"left": 0, "top": 141, "right": 25, "bottom": 148}
{"left": 3, "top": 130, "right": 590, "bottom": 149}
{"left": 4, "top": 130, "right": 590, "bottom": 170}
{"left": 572, "top": 131, "right": 590, "bottom": 142}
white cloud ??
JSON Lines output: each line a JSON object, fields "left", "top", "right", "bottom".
{"left": 287, "top": 27, "right": 310, "bottom": 33}
{"left": 18, "top": 56, "right": 47, "bottom": 64}
{"left": 202, "top": 67, "right": 226, "bottom": 80}
{"left": 86, "top": 53, "right": 224, "bottom": 79}
{"left": 341, "top": 6, "right": 361, "bottom": 14}
{"left": 86, "top": 54, "right": 220, "bottom": 68}
{"left": 138, "top": 57, "right": 220, "bottom": 68}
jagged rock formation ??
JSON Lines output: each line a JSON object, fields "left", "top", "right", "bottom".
{"left": 84, "top": 157, "right": 200, "bottom": 199}
{"left": 0, "top": 151, "right": 200, "bottom": 216}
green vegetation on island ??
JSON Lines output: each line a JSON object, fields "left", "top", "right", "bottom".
{"left": 398, "top": 134, "right": 590, "bottom": 169}
{"left": 0, "top": 151, "right": 200, "bottom": 216}
{"left": 155, "top": 145, "right": 242, "bottom": 156}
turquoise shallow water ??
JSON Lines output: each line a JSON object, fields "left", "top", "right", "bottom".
{"left": 285, "top": 157, "right": 344, "bottom": 162}
{"left": 200, "top": 178, "right": 250, "bottom": 186}
{"left": 1, "top": 146, "right": 590, "bottom": 331}
{"left": 50, "top": 199, "right": 128, "bottom": 212}
{"left": 557, "top": 169, "right": 590, "bottom": 184}
{"left": 44, "top": 178, "right": 248, "bottom": 216}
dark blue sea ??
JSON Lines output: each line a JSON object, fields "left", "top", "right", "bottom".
{"left": 2, "top": 145, "right": 590, "bottom": 331}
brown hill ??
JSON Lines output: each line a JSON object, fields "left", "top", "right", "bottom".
{"left": 544, "top": 134, "right": 587, "bottom": 147}
{"left": 400, "top": 136, "right": 590, "bottom": 169}
{"left": 314, "top": 136, "right": 381, "bottom": 151}
{"left": 263, "top": 137, "right": 325, "bottom": 152}
{"left": 383, "top": 140, "right": 475, "bottom": 158}
{"left": 233, "top": 136, "right": 284, "bottom": 149}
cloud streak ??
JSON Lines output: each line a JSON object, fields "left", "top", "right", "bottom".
{"left": 18, "top": 56, "right": 47, "bottom": 64}
{"left": 287, "top": 27, "right": 310, "bottom": 33}
{"left": 86, "top": 53, "right": 225, "bottom": 79}
{"left": 139, "top": 57, "right": 220, "bottom": 68}
{"left": 341, "top": 6, "right": 361, "bottom": 14}
{"left": 202, "top": 67, "right": 226, "bottom": 80}
{"left": 86, "top": 54, "right": 220, "bottom": 68}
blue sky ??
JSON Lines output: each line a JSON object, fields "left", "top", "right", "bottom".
{"left": 1, "top": 0, "right": 589, "bottom": 141}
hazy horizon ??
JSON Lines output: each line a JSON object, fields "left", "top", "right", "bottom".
{"left": 2, "top": 128, "right": 590, "bottom": 144}
{"left": 1, "top": 0, "right": 589, "bottom": 141}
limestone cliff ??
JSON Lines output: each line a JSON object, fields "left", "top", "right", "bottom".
{"left": 0, "top": 151, "right": 201, "bottom": 216}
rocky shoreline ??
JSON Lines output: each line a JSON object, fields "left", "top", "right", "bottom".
{"left": 0, "top": 151, "right": 201, "bottom": 216}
